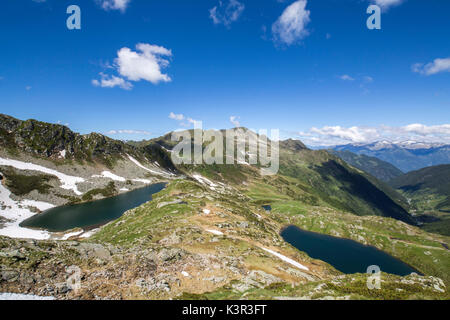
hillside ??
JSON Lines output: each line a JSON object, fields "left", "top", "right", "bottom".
{"left": 150, "top": 129, "right": 415, "bottom": 225}
{"left": 332, "top": 142, "right": 450, "bottom": 173}
{"left": 330, "top": 150, "right": 404, "bottom": 182}
{"left": 389, "top": 165, "right": 450, "bottom": 235}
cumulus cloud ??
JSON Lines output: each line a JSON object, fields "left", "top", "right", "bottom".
{"left": 371, "top": 0, "right": 404, "bottom": 10}
{"left": 272, "top": 0, "right": 311, "bottom": 45}
{"left": 230, "top": 116, "right": 240, "bottom": 127}
{"left": 168, "top": 113, "right": 201, "bottom": 128}
{"left": 106, "top": 129, "right": 151, "bottom": 135}
{"left": 296, "top": 124, "right": 450, "bottom": 146}
{"left": 412, "top": 57, "right": 450, "bottom": 76}
{"left": 339, "top": 74, "right": 355, "bottom": 81}
{"left": 209, "top": 0, "right": 245, "bottom": 27}
{"left": 92, "top": 73, "right": 133, "bottom": 90}
{"left": 116, "top": 43, "right": 172, "bottom": 84}
{"left": 403, "top": 124, "right": 450, "bottom": 136}
{"left": 97, "top": 0, "right": 131, "bottom": 12}
{"left": 169, "top": 112, "right": 185, "bottom": 121}
{"left": 92, "top": 43, "right": 172, "bottom": 90}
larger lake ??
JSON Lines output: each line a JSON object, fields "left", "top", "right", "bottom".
{"left": 281, "top": 225, "right": 418, "bottom": 276}
{"left": 20, "top": 183, "right": 166, "bottom": 232}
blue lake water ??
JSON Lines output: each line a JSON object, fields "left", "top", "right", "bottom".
{"left": 20, "top": 183, "right": 166, "bottom": 232}
{"left": 281, "top": 225, "right": 419, "bottom": 276}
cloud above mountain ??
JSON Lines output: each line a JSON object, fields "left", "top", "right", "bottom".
{"left": 296, "top": 124, "right": 450, "bottom": 146}
{"left": 371, "top": 0, "right": 405, "bottom": 10}
{"left": 106, "top": 129, "right": 151, "bottom": 135}
{"left": 230, "top": 116, "right": 240, "bottom": 127}
{"left": 272, "top": 0, "right": 311, "bottom": 46}
{"left": 209, "top": 0, "right": 245, "bottom": 27}
{"left": 92, "top": 43, "right": 172, "bottom": 90}
{"left": 412, "top": 57, "right": 450, "bottom": 76}
{"left": 97, "top": 0, "right": 131, "bottom": 12}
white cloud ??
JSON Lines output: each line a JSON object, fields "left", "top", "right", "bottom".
{"left": 272, "top": 0, "right": 311, "bottom": 46}
{"left": 339, "top": 74, "right": 355, "bottom": 81}
{"left": 297, "top": 124, "right": 450, "bottom": 146}
{"left": 93, "top": 43, "right": 172, "bottom": 90}
{"left": 92, "top": 73, "right": 133, "bottom": 90}
{"left": 169, "top": 112, "right": 185, "bottom": 121}
{"left": 187, "top": 117, "right": 202, "bottom": 127}
{"left": 412, "top": 57, "right": 450, "bottom": 76}
{"left": 209, "top": 0, "right": 245, "bottom": 27}
{"left": 97, "top": 0, "right": 131, "bottom": 12}
{"left": 403, "top": 124, "right": 450, "bottom": 136}
{"left": 116, "top": 43, "right": 172, "bottom": 84}
{"left": 168, "top": 113, "right": 201, "bottom": 128}
{"left": 25, "top": 86, "right": 32, "bottom": 91}
{"left": 107, "top": 129, "right": 151, "bottom": 135}
{"left": 230, "top": 116, "right": 240, "bottom": 127}
{"left": 372, "top": 0, "right": 404, "bottom": 10}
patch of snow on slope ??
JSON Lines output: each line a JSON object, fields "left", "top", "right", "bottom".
{"left": 19, "top": 200, "right": 55, "bottom": 211}
{"left": 58, "top": 150, "right": 66, "bottom": 159}
{"left": 0, "top": 157, "right": 84, "bottom": 195}
{"left": 0, "top": 293, "right": 55, "bottom": 300}
{"left": 192, "top": 174, "right": 218, "bottom": 190}
{"left": 132, "top": 178, "right": 152, "bottom": 184}
{"left": 0, "top": 182, "right": 51, "bottom": 240}
{"left": 261, "top": 247, "right": 309, "bottom": 271}
{"left": 79, "top": 228, "right": 99, "bottom": 238}
{"left": 206, "top": 229, "right": 223, "bottom": 236}
{"left": 127, "top": 154, "right": 173, "bottom": 177}
{"left": 92, "top": 171, "right": 126, "bottom": 182}
{"left": 60, "top": 230, "right": 83, "bottom": 240}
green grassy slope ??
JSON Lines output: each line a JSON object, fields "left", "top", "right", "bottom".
{"left": 330, "top": 150, "right": 404, "bottom": 182}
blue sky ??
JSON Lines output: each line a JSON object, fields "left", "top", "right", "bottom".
{"left": 0, "top": 0, "right": 449, "bottom": 145}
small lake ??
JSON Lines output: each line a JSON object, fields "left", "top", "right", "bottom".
{"left": 281, "top": 225, "right": 418, "bottom": 276}
{"left": 20, "top": 183, "right": 166, "bottom": 232}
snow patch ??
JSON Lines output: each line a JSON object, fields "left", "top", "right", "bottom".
{"left": 79, "top": 228, "right": 99, "bottom": 238}
{"left": 132, "top": 178, "right": 152, "bottom": 184}
{"left": 0, "top": 182, "right": 51, "bottom": 240}
{"left": 92, "top": 171, "right": 126, "bottom": 182}
{"left": 120, "top": 188, "right": 129, "bottom": 192}
{"left": 0, "top": 157, "right": 84, "bottom": 195}
{"left": 203, "top": 209, "right": 211, "bottom": 215}
{"left": 60, "top": 230, "right": 83, "bottom": 240}
{"left": 127, "top": 154, "right": 173, "bottom": 177}
{"left": 206, "top": 229, "right": 223, "bottom": 236}
{"left": 261, "top": 247, "right": 309, "bottom": 271}
{"left": 0, "top": 293, "right": 54, "bottom": 300}
{"left": 58, "top": 150, "right": 66, "bottom": 159}
{"left": 192, "top": 174, "right": 218, "bottom": 190}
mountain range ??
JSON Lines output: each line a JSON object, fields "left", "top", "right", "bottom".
{"left": 331, "top": 142, "right": 450, "bottom": 173}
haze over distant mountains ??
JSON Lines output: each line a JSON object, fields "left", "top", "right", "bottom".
{"left": 328, "top": 141, "right": 450, "bottom": 173}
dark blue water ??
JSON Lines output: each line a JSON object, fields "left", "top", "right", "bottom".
{"left": 281, "top": 225, "right": 419, "bottom": 276}
{"left": 262, "top": 205, "right": 272, "bottom": 211}
{"left": 20, "top": 183, "right": 166, "bottom": 232}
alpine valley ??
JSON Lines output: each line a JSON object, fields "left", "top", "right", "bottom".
{"left": 0, "top": 114, "right": 448, "bottom": 300}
